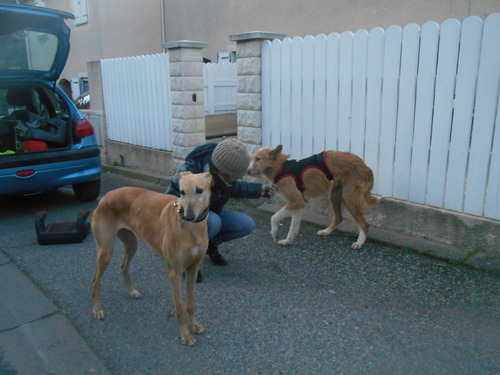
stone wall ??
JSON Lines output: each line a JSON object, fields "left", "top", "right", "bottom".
{"left": 229, "top": 32, "right": 286, "bottom": 155}
{"left": 165, "top": 41, "right": 207, "bottom": 170}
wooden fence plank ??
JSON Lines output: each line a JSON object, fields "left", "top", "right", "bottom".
{"left": 160, "top": 53, "right": 172, "bottom": 150}
{"left": 313, "top": 34, "right": 328, "bottom": 153}
{"left": 351, "top": 29, "right": 368, "bottom": 159}
{"left": 465, "top": 13, "right": 500, "bottom": 217}
{"left": 364, "top": 28, "right": 385, "bottom": 186}
{"left": 280, "top": 38, "right": 292, "bottom": 152}
{"left": 426, "top": 19, "right": 461, "bottom": 207}
{"left": 261, "top": 40, "right": 271, "bottom": 148}
{"left": 409, "top": 21, "right": 439, "bottom": 204}
{"left": 301, "top": 36, "right": 315, "bottom": 157}
{"left": 444, "top": 16, "right": 483, "bottom": 212}
{"left": 393, "top": 24, "right": 420, "bottom": 200}
{"left": 377, "top": 25, "right": 402, "bottom": 196}
{"left": 152, "top": 55, "right": 162, "bottom": 149}
{"left": 325, "top": 33, "right": 340, "bottom": 152}
{"left": 301, "top": 36, "right": 315, "bottom": 156}
{"left": 290, "top": 37, "right": 303, "bottom": 158}
{"left": 486, "top": 107, "right": 500, "bottom": 220}
{"left": 270, "top": 39, "right": 282, "bottom": 148}
{"left": 338, "top": 31, "right": 354, "bottom": 153}
{"left": 137, "top": 56, "right": 147, "bottom": 147}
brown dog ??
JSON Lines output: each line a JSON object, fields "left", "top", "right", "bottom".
{"left": 91, "top": 172, "right": 212, "bottom": 346}
{"left": 247, "top": 145, "right": 380, "bottom": 249}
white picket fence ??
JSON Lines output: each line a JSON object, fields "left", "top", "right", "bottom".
{"left": 101, "top": 53, "right": 172, "bottom": 151}
{"left": 203, "top": 62, "right": 237, "bottom": 115}
{"left": 261, "top": 14, "right": 500, "bottom": 220}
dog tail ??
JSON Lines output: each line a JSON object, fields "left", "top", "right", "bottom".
{"left": 364, "top": 192, "right": 384, "bottom": 208}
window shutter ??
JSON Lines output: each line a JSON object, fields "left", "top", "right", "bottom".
{"left": 72, "top": 0, "right": 89, "bottom": 26}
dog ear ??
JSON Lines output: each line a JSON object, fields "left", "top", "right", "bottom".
{"left": 202, "top": 172, "right": 214, "bottom": 187}
{"left": 269, "top": 145, "right": 283, "bottom": 159}
{"left": 179, "top": 171, "right": 192, "bottom": 182}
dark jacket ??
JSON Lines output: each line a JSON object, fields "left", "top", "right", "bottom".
{"left": 166, "top": 142, "right": 262, "bottom": 213}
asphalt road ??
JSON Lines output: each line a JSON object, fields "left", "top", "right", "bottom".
{"left": 0, "top": 171, "right": 499, "bottom": 375}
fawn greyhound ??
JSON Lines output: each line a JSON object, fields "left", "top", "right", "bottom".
{"left": 91, "top": 171, "right": 212, "bottom": 346}
{"left": 247, "top": 145, "right": 381, "bottom": 249}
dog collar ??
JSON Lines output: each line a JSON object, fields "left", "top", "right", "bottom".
{"left": 174, "top": 200, "right": 209, "bottom": 223}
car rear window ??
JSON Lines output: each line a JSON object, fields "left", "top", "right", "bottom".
{"left": 0, "top": 30, "right": 58, "bottom": 72}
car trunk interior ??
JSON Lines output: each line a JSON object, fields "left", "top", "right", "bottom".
{"left": 0, "top": 84, "right": 71, "bottom": 155}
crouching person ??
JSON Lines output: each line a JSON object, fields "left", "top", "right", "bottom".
{"left": 166, "top": 139, "right": 275, "bottom": 281}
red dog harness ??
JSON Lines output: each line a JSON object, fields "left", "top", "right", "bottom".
{"left": 273, "top": 152, "right": 334, "bottom": 192}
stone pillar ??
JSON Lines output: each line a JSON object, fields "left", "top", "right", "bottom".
{"left": 85, "top": 60, "right": 106, "bottom": 149}
{"left": 229, "top": 32, "right": 286, "bottom": 154}
{"left": 165, "top": 40, "right": 207, "bottom": 169}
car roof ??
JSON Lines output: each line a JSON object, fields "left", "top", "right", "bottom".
{"left": 0, "top": 3, "right": 75, "bottom": 82}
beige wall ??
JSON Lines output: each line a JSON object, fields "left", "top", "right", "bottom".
{"left": 163, "top": 0, "right": 231, "bottom": 62}
{"left": 163, "top": 0, "right": 499, "bottom": 63}
{"left": 34, "top": 0, "right": 499, "bottom": 96}
{"left": 60, "top": 0, "right": 164, "bottom": 92}
{"left": 228, "top": 0, "right": 499, "bottom": 36}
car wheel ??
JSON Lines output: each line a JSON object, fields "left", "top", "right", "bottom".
{"left": 72, "top": 179, "right": 100, "bottom": 201}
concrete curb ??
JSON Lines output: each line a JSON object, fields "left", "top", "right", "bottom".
{"left": 257, "top": 199, "right": 500, "bottom": 275}
{"left": 0, "top": 251, "right": 111, "bottom": 374}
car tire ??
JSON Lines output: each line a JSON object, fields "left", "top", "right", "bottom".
{"left": 72, "top": 179, "right": 100, "bottom": 201}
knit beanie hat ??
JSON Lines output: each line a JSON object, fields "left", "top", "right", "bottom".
{"left": 211, "top": 139, "right": 251, "bottom": 178}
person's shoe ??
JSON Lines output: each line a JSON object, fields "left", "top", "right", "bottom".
{"left": 206, "top": 241, "right": 228, "bottom": 266}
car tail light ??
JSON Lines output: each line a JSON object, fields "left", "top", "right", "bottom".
{"left": 75, "top": 118, "right": 95, "bottom": 138}
{"left": 16, "top": 170, "right": 35, "bottom": 177}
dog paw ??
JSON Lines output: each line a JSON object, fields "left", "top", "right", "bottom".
{"left": 351, "top": 242, "right": 364, "bottom": 250}
{"left": 317, "top": 228, "right": 332, "bottom": 236}
{"left": 190, "top": 322, "right": 205, "bottom": 335}
{"left": 181, "top": 334, "right": 197, "bottom": 346}
{"left": 93, "top": 309, "right": 105, "bottom": 320}
{"left": 128, "top": 289, "right": 141, "bottom": 299}
{"left": 278, "top": 239, "right": 291, "bottom": 246}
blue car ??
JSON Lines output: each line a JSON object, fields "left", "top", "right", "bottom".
{"left": 0, "top": 3, "right": 101, "bottom": 201}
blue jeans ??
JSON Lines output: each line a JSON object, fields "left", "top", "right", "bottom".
{"left": 207, "top": 209, "right": 256, "bottom": 246}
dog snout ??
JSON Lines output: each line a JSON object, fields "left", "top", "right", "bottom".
{"left": 247, "top": 164, "right": 255, "bottom": 175}
{"left": 183, "top": 207, "right": 196, "bottom": 221}
{"left": 179, "top": 203, "right": 195, "bottom": 221}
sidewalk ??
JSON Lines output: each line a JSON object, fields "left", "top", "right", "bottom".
{"left": 0, "top": 251, "right": 110, "bottom": 375}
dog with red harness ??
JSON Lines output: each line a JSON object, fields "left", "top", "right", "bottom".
{"left": 247, "top": 145, "right": 382, "bottom": 249}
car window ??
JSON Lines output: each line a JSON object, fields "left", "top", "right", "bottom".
{"left": 0, "top": 30, "right": 58, "bottom": 72}
{"left": 0, "top": 86, "right": 67, "bottom": 120}
{"left": 43, "top": 88, "right": 67, "bottom": 117}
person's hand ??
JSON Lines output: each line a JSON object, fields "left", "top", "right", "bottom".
{"left": 262, "top": 185, "right": 276, "bottom": 198}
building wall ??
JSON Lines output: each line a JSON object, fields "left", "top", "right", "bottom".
{"left": 163, "top": 0, "right": 231, "bottom": 62}
{"left": 59, "top": 0, "right": 164, "bottom": 96}
{"left": 165, "top": 0, "right": 500, "bottom": 62}
{"left": 228, "top": 0, "right": 499, "bottom": 37}
{"left": 32, "top": 0, "right": 500, "bottom": 97}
